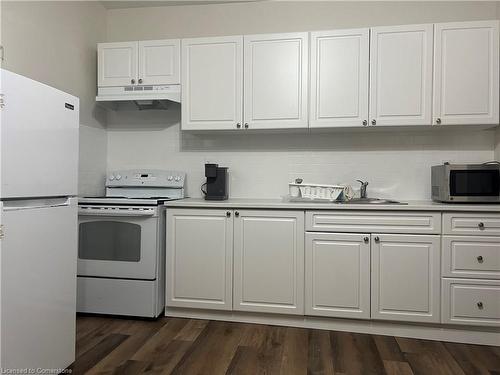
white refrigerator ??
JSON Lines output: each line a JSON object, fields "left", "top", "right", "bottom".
{"left": 0, "top": 69, "right": 79, "bottom": 371}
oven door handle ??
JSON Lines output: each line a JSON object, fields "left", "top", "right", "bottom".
{"left": 78, "top": 208, "right": 156, "bottom": 217}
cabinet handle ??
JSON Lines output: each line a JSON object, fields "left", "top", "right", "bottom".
{"left": 363, "top": 236, "right": 369, "bottom": 243}
{"left": 244, "top": 123, "right": 249, "bottom": 129}
{"left": 477, "top": 255, "right": 484, "bottom": 263}
{"left": 138, "top": 78, "right": 143, "bottom": 84}
{"left": 236, "top": 123, "right": 241, "bottom": 129}
{"left": 131, "top": 79, "right": 135, "bottom": 84}
{"left": 235, "top": 211, "right": 240, "bottom": 217}
{"left": 478, "top": 222, "right": 485, "bottom": 229}
{"left": 436, "top": 118, "right": 441, "bottom": 124}
{"left": 371, "top": 119, "right": 376, "bottom": 126}
{"left": 362, "top": 120, "right": 368, "bottom": 126}
{"left": 226, "top": 211, "right": 231, "bottom": 218}
{"left": 374, "top": 236, "right": 380, "bottom": 243}
{"left": 477, "top": 301, "right": 484, "bottom": 309}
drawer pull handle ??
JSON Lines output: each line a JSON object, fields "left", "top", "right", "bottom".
{"left": 477, "top": 302, "right": 484, "bottom": 309}
{"left": 374, "top": 236, "right": 380, "bottom": 243}
{"left": 226, "top": 211, "right": 231, "bottom": 218}
{"left": 364, "top": 236, "right": 369, "bottom": 243}
{"left": 477, "top": 255, "right": 484, "bottom": 263}
{"left": 478, "top": 222, "right": 485, "bottom": 229}
{"left": 235, "top": 211, "right": 240, "bottom": 217}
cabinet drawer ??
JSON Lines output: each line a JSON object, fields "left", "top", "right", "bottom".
{"left": 442, "top": 236, "right": 500, "bottom": 279}
{"left": 443, "top": 213, "right": 500, "bottom": 236}
{"left": 442, "top": 278, "right": 500, "bottom": 327}
{"left": 306, "top": 211, "right": 441, "bottom": 234}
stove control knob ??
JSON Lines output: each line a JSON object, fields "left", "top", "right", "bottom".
{"left": 174, "top": 176, "right": 181, "bottom": 182}
{"left": 115, "top": 174, "right": 122, "bottom": 180}
{"left": 168, "top": 176, "right": 173, "bottom": 181}
{"left": 109, "top": 175, "right": 115, "bottom": 181}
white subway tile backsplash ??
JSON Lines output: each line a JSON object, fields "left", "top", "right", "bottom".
{"left": 106, "top": 112, "right": 495, "bottom": 201}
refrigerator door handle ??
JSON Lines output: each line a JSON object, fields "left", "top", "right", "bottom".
{"left": 2, "top": 197, "right": 74, "bottom": 211}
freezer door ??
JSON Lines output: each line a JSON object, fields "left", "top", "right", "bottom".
{"left": 0, "top": 69, "right": 79, "bottom": 198}
{"left": 0, "top": 198, "right": 77, "bottom": 370}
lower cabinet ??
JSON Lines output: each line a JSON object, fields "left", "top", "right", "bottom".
{"left": 233, "top": 210, "right": 305, "bottom": 314}
{"left": 166, "top": 209, "right": 233, "bottom": 310}
{"left": 371, "top": 234, "right": 441, "bottom": 323}
{"left": 305, "top": 232, "right": 370, "bottom": 319}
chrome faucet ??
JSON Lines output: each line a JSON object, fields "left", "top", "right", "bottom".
{"left": 357, "top": 180, "right": 369, "bottom": 199}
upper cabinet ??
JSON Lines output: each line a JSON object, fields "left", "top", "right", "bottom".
{"left": 175, "top": 20, "right": 500, "bottom": 130}
{"left": 98, "top": 39, "right": 180, "bottom": 87}
{"left": 98, "top": 42, "right": 138, "bottom": 87}
{"left": 433, "top": 20, "right": 499, "bottom": 126}
{"left": 138, "top": 39, "right": 180, "bottom": 85}
{"left": 310, "top": 28, "right": 369, "bottom": 128}
{"left": 181, "top": 36, "right": 243, "bottom": 131}
{"left": 243, "top": 33, "right": 309, "bottom": 129}
{"left": 370, "top": 24, "right": 433, "bottom": 126}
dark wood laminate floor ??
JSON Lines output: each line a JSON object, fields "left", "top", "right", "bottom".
{"left": 72, "top": 315, "right": 500, "bottom": 375}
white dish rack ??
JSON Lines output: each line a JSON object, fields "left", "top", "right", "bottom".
{"left": 287, "top": 181, "right": 353, "bottom": 202}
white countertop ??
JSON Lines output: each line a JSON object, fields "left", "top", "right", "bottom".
{"left": 165, "top": 198, "right": 500, "bottom": 212}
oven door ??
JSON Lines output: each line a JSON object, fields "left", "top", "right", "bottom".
{"left": 77, "top": 206, "right": 158, "bottom": 280}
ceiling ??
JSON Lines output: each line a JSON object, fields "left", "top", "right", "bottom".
{"left": 101, "top": 0, "right": 260, "bottom": 10}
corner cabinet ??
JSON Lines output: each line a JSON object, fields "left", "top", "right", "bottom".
{"left": 309, "top": 28, "right": 369, "bottom": 128}
{"left": 433, "top": 20, "right": 499, "bottom": 125}
{"left": 181, "top": 36, "right": 243, "bottom": 130}
{"left": 369, "top": 24, "right": 433, "bottom": 126}
{"left": 371, "top": 234, "right": 441, "bottom": 323}
{"left": 243, "top": 33, "right": 309, "bottom": 129}
{"left": 233, "top": 210, "right": 305, "bottom": 314}
{"left": 98, "top": 39, "right": 180, "bottom": 87}
{"left": 166, "top": 209, "right": 233, "bottom": 310}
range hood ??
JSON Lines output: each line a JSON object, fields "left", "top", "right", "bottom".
{"left": 96, "top": 84, "right": 180, "bottom": 110}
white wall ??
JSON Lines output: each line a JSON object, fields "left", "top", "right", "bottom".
{"left": 1, "top": 1, "right": 108, "bottom": 196}
{"left": 105, "top": 1, "right": 498, "bottom": 200}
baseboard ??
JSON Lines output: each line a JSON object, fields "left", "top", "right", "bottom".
{"left": 165, "top": 307, "right": 500, "bottom": 346}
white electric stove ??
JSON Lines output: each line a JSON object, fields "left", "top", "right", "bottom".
{"left": 77, "top": 169, "right": 185, "bottom": 318}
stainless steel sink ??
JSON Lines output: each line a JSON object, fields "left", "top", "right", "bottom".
{"left": 341, "top": 198, "right": 407, "bottom": 205}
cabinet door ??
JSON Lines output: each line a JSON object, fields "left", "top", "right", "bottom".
{"left": 166, "top": 209, "right": 233, "bottom": 310}
{"left": 310, "top": 29, "right": 369, "bottom": 128}
{"left": 370, "top": 24, "right": 433, "bottom": 126}
{"left": 98, "top": 41, "right": 138, "bottom": 87}
{"left": 371, "top": 234, "right": 440, "bottom": 323}
{"left": 434, "top": 20, "right": 499, "bottom": 125}
{"left": 244, "top": 33, "right": 308, "bottom": 129}
{"left": 138, "top": 39, "right": 180, "bottom": 85}
{"left": 305, "top": 232, "right": 370, "bottom": 319}
{"left": 233, "top": 210, "right": 305, "bottom": 314}
{"left": 181, "top": 36, "right": 243, "bottom": 130}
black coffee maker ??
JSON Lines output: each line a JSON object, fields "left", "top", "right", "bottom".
{"left": 203, "top": 163, "right": 228, "bottom": 200}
